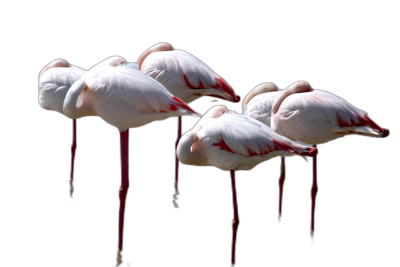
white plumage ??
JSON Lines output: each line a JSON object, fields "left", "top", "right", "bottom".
{"left": 140, "top": 44, "right": 240, "bottom": 104}
{"left": 64, "top": 56, "right": 198, "bottom": 131}
{"left": 38, "top": 59, "right": 86, "bottom": 114}
{"left": 270, "top": 83, "right": 389, "bottom": 144}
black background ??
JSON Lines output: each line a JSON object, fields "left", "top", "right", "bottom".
{"left": 14, "top": 6, "right": 398, "bottom": 267}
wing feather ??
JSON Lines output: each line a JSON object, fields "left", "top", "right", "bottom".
{"left": 198, "top": 111, "right": 307, "bottom": 157}
{"left": 283, "top": 89, "right": 367, "bottom": 127}
{"left": 141, "top": 50, "right": 235, "bottom": 101}
{"left": 84, "top": 64, "right": 196, "bottom": 115}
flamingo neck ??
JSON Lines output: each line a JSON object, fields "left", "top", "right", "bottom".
{"left": 242, "top": 82, "right": 278, "bottom": 111}
{"left": 63, "top": 79, "right": 95, "bottom": 119}
{"left": 271, "top": 81, "right": 312, "bottom": 116}
{"left": 176, "top": 131, "right": 206, "bottom": 166}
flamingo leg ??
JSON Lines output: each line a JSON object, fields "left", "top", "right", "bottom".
{"left": 230, "top": 170, "right": 240, "bottom": 265}
{"left": 278, "top": 157, "right": 286, "bottom": 218}
{"left": 310, "top": 145, "right": 318, "bottom": 235}
{"left": 173, "top": 116, "right": 182, "bottom": 208}
{"left": 70, "top": 119, "right": 77, "bottom": 196}
{"left": 118, "top": 129, "right": 130, "bottom": 251}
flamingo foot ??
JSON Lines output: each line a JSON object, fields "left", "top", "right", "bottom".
{"left": 116, "top": 250, "right": 123, "bottom": 267}
{"left": 278, "top": 212, "right": 282, "bottom": 223}
{"left": 70, "top": 119, "right": 77, "bottom": 197}
{"left": 278, "top": 157, "right": 285, "bottom": 219}
{"left": 118, "top": 129, "right": 130, "bottom": 251}
{"left": 69, "top": 179, "right": 75, "bottom": 198}
{"left": 310, "top": 230, "right": 315, "bottom": 241}
{"left": 230, "top": 170, "right": 240, "bottom": 265}
{"left": 310, "top": 145, "right": 318, "bottom": 236}
{"left": 173, "top": 181, "right": 180, "bottom": 208}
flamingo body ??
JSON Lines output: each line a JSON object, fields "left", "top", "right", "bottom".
{"left": 64, "top": 56, "right": 198, "bottom": 130}
{"left": 271, "top": 88, "right": 389, "bottom": 145}
{"left": 140, "top": 49, "right": 240, "bottom": 103}
{"left": 177, "top": 106, "right": 316, "bottom": 171}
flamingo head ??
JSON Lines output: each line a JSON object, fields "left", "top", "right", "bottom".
{"left": 100, "top": 56, "right": 127, "bottom": 67}
{"left": 39, "top": 58, "right": 70, "bottom": 77}
{"left": 193, "top": 105, "right": 229, "bottom": 131}
{"left": 287, "top": 81, "right": 312, "bottom": 94}
{"left": 202, "top": 105, "right": 229, "bottom": 120}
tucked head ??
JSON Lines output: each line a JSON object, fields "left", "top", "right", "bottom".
{"left": 287, "top": 81, "right": 312, "bottom": 93}
{"left": 202, "top": 105, "right": 229, "bottom": 120}
{"left": 243, "top": 82, "right": 279, "bottom": 110}
{"left": 97, "top": 56, "right": 127, "bottom": 67}
{"left": 138, "top": 42, "right": 173, "bottom": 69}
{"left": 39, "top": 58, "right": 70, "bottom": 77}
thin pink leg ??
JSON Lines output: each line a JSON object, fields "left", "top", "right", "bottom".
{"left": 116, "top": 129, "right": 129, "bottom": 267}
{"left": 173, "top": 116, "right": 182, "bottom": 208}
{"left": 69, "top": 120, "right": 78, "bottom": 198}
{"left": 311, "top": 145, "right": 318, "bottom": 235}
{"left": 230, "top": 170, "right": 240, "bottom": 265}
{"left": 278, "top": 157, "right": 286, "bottom": 218}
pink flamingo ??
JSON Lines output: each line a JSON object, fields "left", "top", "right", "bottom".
{"left": 244, "top": 81, "right": 389, "bottom": 234}
{"left": 177, "top": 106, "right": 317, "bottom": 265}
{"left": 63, "top": 56, "right": 198, "bottom": 252}
{"left": 138, "top": 42, "right": 240, "bottom": 200}
{"left": 38, "top": 59, "right": 86, "bottom": 194}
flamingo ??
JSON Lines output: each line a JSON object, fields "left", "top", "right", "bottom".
{"left": 63, "top": 56, "right": 199, "bottom": 252}
{"left": 243, "top": 81, "right": 389, "bottom": 234}
{"left": 38, "top": 59, "right": 86, "bottom": 195}
{"left": 138, "top": 42, "right": 240, "bottom": 204}
{"left": 177, "top": 106, "right": 317, "bottom": 265}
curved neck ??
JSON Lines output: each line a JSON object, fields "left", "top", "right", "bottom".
{"left": 271, "top": 81, "right": 312, "bottom": 116}
{"left": 177, "top": 131, "right": 205, "bottom": 166}
{"left": 63, "top": 79, "right": 92, "bottom": 119}
{"left": 138, "top": 42, "right": 173, "bottom": 69}
{"left": 242, "top": 82, "right": 278, "bottom": 111}
{"left": 137, "top": 50, "right": 152, "bottom": 70}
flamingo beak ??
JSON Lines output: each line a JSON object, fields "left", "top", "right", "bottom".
{"left": 209, "top": 77, "right": 240, "bottom": 103}
{"left": 233, "top": 95, "right": 241, "bottom": 103}
{"left": 382, "top": 129, "right": 389, "bottom": 137}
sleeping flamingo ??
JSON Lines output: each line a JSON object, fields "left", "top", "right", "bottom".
{"left": 138, "top": 42, "right": 240, "bottom": 204}
{"left": 38, "top": 59, "right": 86, "bottom": 195}
{"left": 244, "top": 81, "right": 389, "bottom": 234}
{"left": 177, "top": 106, "right": 317, "bottom": 265}
{"left": 63, "top": 56, "right": 199, "bottom": 252}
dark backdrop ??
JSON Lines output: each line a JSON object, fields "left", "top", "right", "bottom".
{"left": 16, "top": 7, "right": 398, "bottom": 267}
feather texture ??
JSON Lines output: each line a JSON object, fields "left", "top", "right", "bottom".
{"left": 39, "top": 66, "right": 86, "bottom": 114}
{"left": 141, "top": 50, "right": 239, "bottom": 103}
{"left": 178, "top": 106, "right": 316, "bottom": 171}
